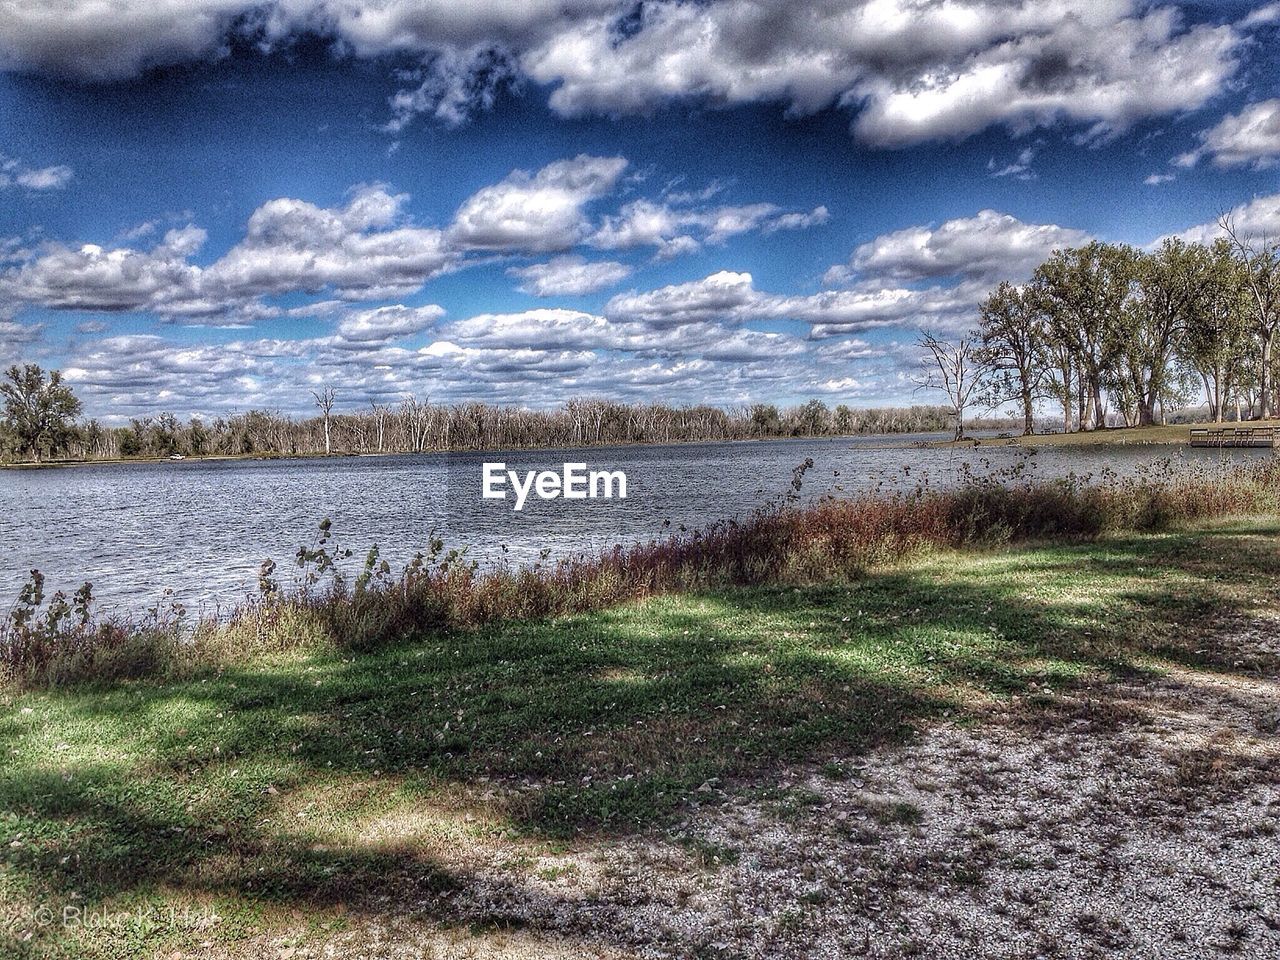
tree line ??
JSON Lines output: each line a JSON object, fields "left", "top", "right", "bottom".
{"left": 922, "top": 221, "right": 1279, "bottom": 439}
{"left": 0, "top": 365, "right": 1015, "bottom": 463}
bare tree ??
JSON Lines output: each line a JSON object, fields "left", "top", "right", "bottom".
{"left": 1219, "top": 214, "right": 1280, "bottom": 420}
{"left": 369, "top": 401, "right": 389, "bottom": 453}
{"left": 311, "top": 386, "right": 336, "bottom": 455}
{"left": 914, "top": 332, "right": 989, "bottom": 441}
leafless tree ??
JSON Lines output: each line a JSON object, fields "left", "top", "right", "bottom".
{"left": 369, "top": 401, "right": 389, "bottom": 453}
{"left": 311, "top": 386, "right": 336, "bottom": 455}
{"left": 914, "top": 332, "right": 989, "bottom": 441}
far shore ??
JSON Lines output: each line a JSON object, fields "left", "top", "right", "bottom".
{"left": 0, "top": 430, "right": 950, "bottom": 471}
{"left": 11, "top": 418, "right": 1275, "bottom": 469}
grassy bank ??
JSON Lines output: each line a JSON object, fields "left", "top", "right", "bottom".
{"left": 939, "top": 418, "right": 1280, "bottom": 448}
{"left": 2, "top": 515, "right": 1278, "bottom": 958}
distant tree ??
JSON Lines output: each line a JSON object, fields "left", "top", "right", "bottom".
{"left": 312, "top": 386, "right": 337, "bottom": 455}
{"left": 188, "top": 416, "right": 209, "bottom": 456}
{"left": 978, "top": 281, "right": 1044, "bottom": 435}
{"left": 914, "top": 332, "right": 989, "bottom": 441}
{"left": 833, "top": 403, "right": 854, "bottom": 434}
{"left": 792, "top": 399, "right": 830, "bottom": 436}
{"left": 750, "top": 403, "right": 781, "bottom": 436}
{"left": 1, "top": 364, "right": 82, "bottom": 462}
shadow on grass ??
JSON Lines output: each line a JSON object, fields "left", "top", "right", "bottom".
{"left": 2, "top": 521, "right": 1279, "bottom": 956}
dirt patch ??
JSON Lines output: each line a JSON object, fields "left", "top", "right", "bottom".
{"left": 178, "top": 627, "right": 1280, "bottom": 960}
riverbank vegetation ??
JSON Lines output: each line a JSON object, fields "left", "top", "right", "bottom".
{"left": 1, "top": 363, "right": 1014, "bottom": 465}
{"left": 4, "top": 457, "right": 1277, "bottom": 690}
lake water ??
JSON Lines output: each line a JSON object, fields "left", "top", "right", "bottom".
{"left": 1, "top": 435, "right": 1269, "bottom": 616}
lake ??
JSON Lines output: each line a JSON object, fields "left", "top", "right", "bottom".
{"left": 1, "top": 435, "right": 1269, "bottom": 616}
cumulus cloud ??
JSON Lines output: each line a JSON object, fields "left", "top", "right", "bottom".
{"left": 605, "top": 268, "right": 983, "bottom": 337}
{"left": 508, "top": 255, "right": 632, "bottom": 296}
{"left": 445, "top": 308, "right": 617, "bottom": 351}
{"left": 825, "top": 210, "right": 1090, "bottom": 285}
{"left": 605, "top": 271, "right": 759, "bottom": 327}
{"left": 592, "top": 199, "right": 828, "bottom": 256}
{"left": 0, "top": 226, "right": 206, "bottom": 311}
{"left": 448, "top": 154, "right": 627, "bottom": 252}
{"left": 206, "top": 184, "right": 455, "bottom": 300}
{"left": 0, "top": 185, "right": 454, "bottom": 315}
{"left": 2, "top": 2, "right": 1259, "bottom": 146}
{"left": 1, "top": 157, "right": 820, "bottom": 325}
{"left": 1174, "top": 99, "right": 1280, "bottom": 170}
{"left": 335, "top": 304, "right": 445, "bottom": 343}
{"left": 851, "top": 6, "right": 1241, "bottom": 147}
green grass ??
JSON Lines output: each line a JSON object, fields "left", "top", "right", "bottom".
{"left": 2, "top": 517, "right": 1278, "bottom": 957}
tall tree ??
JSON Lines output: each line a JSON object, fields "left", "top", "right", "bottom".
{"left": 1180, "top": 240, "right": 1251, "bottom": 422}
{"left": 1031, "top": 242, "right": 1136, "bottom": 430}
{"left": 914, "top": 332, "right": 988, "bottom": 441}
{"left": 978, "top": 281, "right": 1044, "bottom": 435}
{"left": 1220, "top": 215, "right": 1280, "bottom": 419}
{"left": 1114, "top": 240, "right": 1200, "bottom": 427}
{"left": 1, "top": 364, "right": 83, "bottom": 462}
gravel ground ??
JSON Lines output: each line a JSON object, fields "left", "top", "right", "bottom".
{"left": 246, "top": 621, "right": 1280, "bottom": 960}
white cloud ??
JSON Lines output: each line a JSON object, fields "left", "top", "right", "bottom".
{"left": 851, "top": 7, "right": 1241, "bottom": 147}
{"left": 446, "top": 308, "right": 617, "bottom": 350}
{"left": 592, "top": 199, "right": 827, "bottom": 256}
{"left": 1144, "top": 172, "right": 1176, "bottom": 186}
{"left": 605, "top": 271, "right": 759, "bottom": 327}
{"left": 448, "top": 154, "right": 627, "bottom": 252}
{"left": 206, "top": 184, "right": 455, "bottom": 300}
{"left": 335, "top": 304, "right": 445, "bottom": 343}
{"left": 3, "top": 2, "right": 1258, "bottom": 147}
{"left": 508, "top": 255, "right": 632, "bottom": 296}
{"left": 0, "top": 154, "right": 73, "bottom": 190}
{"left": 988, "top": 145, "right": 1038, "bottom": 180}
{"left": 0, "top": 226, "right": 205, "bottom": 311}
{"left": 1174, "top": 99, "right": 1280, "bottom": 170}
{"left": 1, "top": 185, "right": 455, "bottom": 314}
{"left": 606, "top": 268, "right": 984, "bottom": 337}
{"left": 1171, "top": 193, "right": 1280, "bottom": 245}
{"left": 826, "top": 209, "right": 1089, "bottom": 285}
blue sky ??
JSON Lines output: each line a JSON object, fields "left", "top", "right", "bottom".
{"left": 2, "top": 1, "right": 1280, "bottom": 420}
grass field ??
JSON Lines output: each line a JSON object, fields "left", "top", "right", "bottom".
{"left": 3, "top": 516, "right": 1278, "bottom": 958}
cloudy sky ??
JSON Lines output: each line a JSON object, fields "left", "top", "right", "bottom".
{"left": 2, "top": 0, "right": 1279, "bottom": 421}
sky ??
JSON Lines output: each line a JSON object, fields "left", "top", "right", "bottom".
{"left": 2, "top": 0, "right": 1280, "bottom": 422}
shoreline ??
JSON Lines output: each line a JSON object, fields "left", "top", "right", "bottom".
{"left": 926, "top": 419, "right": 1280, "bottom": 450}
{"left": 0, "top": 430, "right": 964, "bottom": 471}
